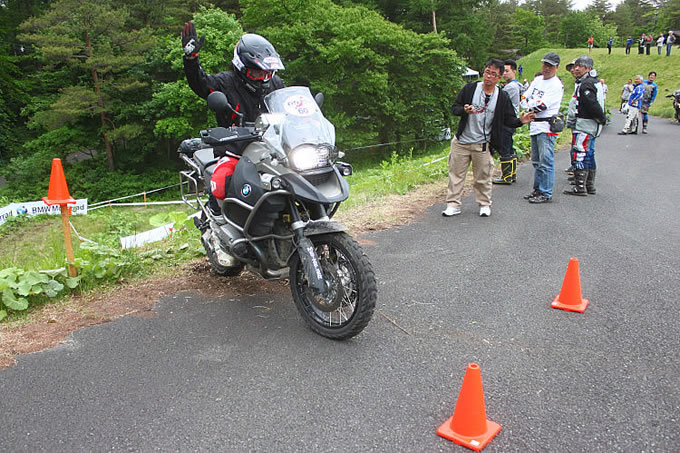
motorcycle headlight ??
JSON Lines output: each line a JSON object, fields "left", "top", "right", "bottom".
{"left": 289, "top": 144, "right": 337, "bottom": 172}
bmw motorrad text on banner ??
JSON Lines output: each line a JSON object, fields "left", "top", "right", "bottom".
{"left": 178, "top": 86, "right": 376, "bottom": 340}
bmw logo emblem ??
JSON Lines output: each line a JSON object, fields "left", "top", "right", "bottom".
{"left": 241, "top": 184, "right": 252, "bottom": 197}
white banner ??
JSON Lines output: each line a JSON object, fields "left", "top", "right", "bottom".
{"left": 120, "top": 223, "right": 175, "bottom": 249}
{"left": 0, "top": 199, "right": 88, "bottom": 227}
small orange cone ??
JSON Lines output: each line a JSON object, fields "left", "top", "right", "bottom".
{"left": 437, "top": 363, "right": 501, "bottom": 451}
{"left": 42, "top": 158, "right": 76, "bottom": 207}
{"left": 551, "top": 257, "right": 589, "bottom": 313}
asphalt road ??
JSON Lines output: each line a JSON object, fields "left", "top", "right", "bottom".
{"left": 1, "top": 113, "right": 679, "bottom": 452}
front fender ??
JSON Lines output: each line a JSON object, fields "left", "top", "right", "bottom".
{"left": 303, "top": 220, "right": 347, "bottom": 237}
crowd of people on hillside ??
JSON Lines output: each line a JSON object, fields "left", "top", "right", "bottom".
{"left": 623, "top": 31, "right": 676, "bottom": 56}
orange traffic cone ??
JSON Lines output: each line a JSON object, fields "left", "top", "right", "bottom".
{"left": 437, "top": 363, "right": 501, "bottom": 451}
{"left": 551, "top": 257, "right": 589, "bottom": 313}
{"left": 42, "top": 158, "right": 76, "bottom": 207}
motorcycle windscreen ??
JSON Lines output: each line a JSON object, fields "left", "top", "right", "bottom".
{"left": 262, "top": 86, "right": 335, "bottom": 152}
{"left": 225, "top": 157, "right": 284, "bottom": 236}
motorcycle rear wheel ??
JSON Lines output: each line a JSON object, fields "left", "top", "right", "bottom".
{"left": 289, "top": 232, "right": 377, "bottom": 340}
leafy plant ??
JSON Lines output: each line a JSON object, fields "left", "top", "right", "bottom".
{"left": 0, "top": 267, "right": 80, "bottom": 321}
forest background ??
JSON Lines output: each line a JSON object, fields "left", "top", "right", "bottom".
{"left": 1, "top": 0, "right": 679, "bottom": 203}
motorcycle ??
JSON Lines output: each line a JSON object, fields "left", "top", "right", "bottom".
{"left": 666, "top": 89, "right": 680, "bottom": 123}
{"left": 178, "top": 86, "right": 376, "bottom": 340}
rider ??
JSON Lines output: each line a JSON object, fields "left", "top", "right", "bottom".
{"left": 181, "top": 23, "right": 285, "bottom": 211}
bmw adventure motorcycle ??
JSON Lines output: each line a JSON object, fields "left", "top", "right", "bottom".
{"left": 178, "top": 86, "right": 376, "bottom": 340}
{"left": 666, "top": 89, "right": 680, "bottom": 123}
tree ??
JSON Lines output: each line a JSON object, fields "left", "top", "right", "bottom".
{"left": 586, "top": 0, "right": 613, "bottom": 23}
{"left": 514, "top": 8, "right": 546, "bottom": 54}
{"left": 558, "top": 11, "right": 618, "bottom": 47}
{"left": 525, "top": 0, "right": 573, "bottom": 43}
{"left": 19, "top": 0, "right": 154, "bottom": 170}
{"left": 239, "top": 0, "right": 464, "bottom": 149}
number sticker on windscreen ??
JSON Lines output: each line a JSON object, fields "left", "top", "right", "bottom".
{"left": 283, "top": 95, "right": 318, "bottom": 117}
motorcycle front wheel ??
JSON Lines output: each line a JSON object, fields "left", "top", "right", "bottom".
{"left": 289, "top": 232, "right": 377, "bottom": 340}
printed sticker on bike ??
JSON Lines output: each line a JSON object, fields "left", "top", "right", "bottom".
{"left": 284, "top": 95, "right": 318, "bottom": 117}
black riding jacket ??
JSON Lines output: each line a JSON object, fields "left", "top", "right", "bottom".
{"left": 452, "top": 81, "right": 524, "bottom": 150}
{"left": 572, "top": 75, "right": 606, "bottom": 123}
{"left": 183, "top": 56, "right": 285, "bottom": 127}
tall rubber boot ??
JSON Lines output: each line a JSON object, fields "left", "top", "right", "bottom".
{"left": 510, "top": 157, "right": 518, "bottom": 182}
{"left": 492, "top": 159, "right": 513, "bottom": 184}
{"left": 564, "top": 169, "right": 587, "bottom": 196}
{"left": 586, "top": 169, "right": 596, "bottom": 194}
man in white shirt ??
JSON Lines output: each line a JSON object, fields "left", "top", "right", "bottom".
{"left": 520, "top": 52, "right": 565, "bottom": 203}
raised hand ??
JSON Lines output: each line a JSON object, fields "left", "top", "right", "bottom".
{"left": 181, "top": 22, "right": 205, "bottom": 59}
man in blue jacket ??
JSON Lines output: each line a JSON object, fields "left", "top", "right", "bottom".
{"left": 618, "top": 75, "right": 645, "bottom": 135}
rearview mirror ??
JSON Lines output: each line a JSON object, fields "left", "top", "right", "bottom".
{"left": 314, "top": 92, "right": 324, "bottom": 108}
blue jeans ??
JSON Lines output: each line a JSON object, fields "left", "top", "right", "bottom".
{"left": 530, "top": 133, "right": 557, "bottom": 197}
{"left": 667, "top": 43, "right": 673, "bottom": 56}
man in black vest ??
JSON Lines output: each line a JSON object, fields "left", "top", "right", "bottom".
{"left": 442, "top": 59, "right": 534, "bottom": 218}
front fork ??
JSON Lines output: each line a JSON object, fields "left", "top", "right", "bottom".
{"left": 289, "top": 200, "right": 328, "bottom": 295}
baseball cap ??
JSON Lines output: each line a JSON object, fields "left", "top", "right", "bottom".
{"left": 541, "top": 52, "right": 560, "bottom": 66}
{"left": 566, "top": 55, "right": 594, "bottom": 71}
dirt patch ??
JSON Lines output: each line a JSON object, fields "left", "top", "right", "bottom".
{"left": 0, "top": 181, "right": 449, "bottom": 369}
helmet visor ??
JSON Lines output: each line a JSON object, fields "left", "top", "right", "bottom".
{"left": 246, "top": 68, "right": 274, "bottom": 82}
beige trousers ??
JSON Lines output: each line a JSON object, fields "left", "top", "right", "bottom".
{"left": 445, "top": 137, "right": 495, "bottom": 208}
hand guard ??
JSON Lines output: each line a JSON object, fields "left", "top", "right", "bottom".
{"left": 181, "top": 22, "right": 205, "bottom": 58}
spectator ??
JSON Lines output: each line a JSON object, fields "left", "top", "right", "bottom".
{"left": 645, "top": 33, "right": 652, "bottom": 55}
{"left": 518, "top": 63, "right": 523, "bottom": 78}
{"left": 564, "top": 56, "right": 606, "bottom": 196}
{"left": 620, "top": 79, "right": 633, "bottom": 112}
{"left": 442, "top": 59, "right": 534, "bottom": 217}
{"left": 523, "top": 79, "right": 529, "bottom": 90}
{"left": 588, "top": 36, "right": 594, "bottom": 53}
{"left": 521, "top": 52, "right": 564, "bottom": 204}
{"left": 600, "top": 79, "right": 608, "bottom": 101}
{"left": 493, "top": 59, "right": 524, "bottom": 185}
{"left": 657, "top": 34, "right": 665, "bottom": 55}
{"left": 618, "top": 75, "right": 644, "bottom": 135}
{"left": 667, "top": 31, "right": 676, "bottom": 56}
{"left": 625, "top": 36, "right": 633, "bottom": 54}
{"left": 641, "top": 71, "right": 658, "bottom": 133}
{"left": 607, "top": 37, "right": 613, "bottom": 55}
{"left": 638, "top": 34, "right": 646, "bottom": 54}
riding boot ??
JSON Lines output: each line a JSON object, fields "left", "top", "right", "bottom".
{"left": 642, "top": 119, "right": 648, "bottom": 134}
{"left": 492, "top": 159, "right": 513, "bottom": 184}
{"left": 586, "top": 168, "right": 596, "bottom": 194}
{"left": 563, "top": 169, "right": 587, "bottom": 196}
{"left": 510, "top": 157, "right": 518, "bottom": 182}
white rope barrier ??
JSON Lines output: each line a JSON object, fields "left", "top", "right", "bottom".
{"left": 89, "top": 183, "right": 181, "bottom": 207}
{"left": 89, "top": 200, "right": 188, "bottom": 211}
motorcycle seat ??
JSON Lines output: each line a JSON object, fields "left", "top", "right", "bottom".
{"left": 193, "top": 148, "right": 218, "bottom": 174}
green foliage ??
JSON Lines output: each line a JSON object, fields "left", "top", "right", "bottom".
{"left": 558, "top": 11, "right": 618, "bottom": 49}
{"left": 19, "top": 0, "right": 156, "bottom": 170}
{"left": 149, "top": 7, "right": 244, "bottom": 140}
{"left": 342, "top": 144, "right": 449, "bottom": 209}
{"left": 514, "top": 9, "right": 547, "bottom": 54}
{"left": 241, "top": 0, "right": 464, "bottom": 150}
{"left": 0, "top": 267, "right": 80, "bottom": 320}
